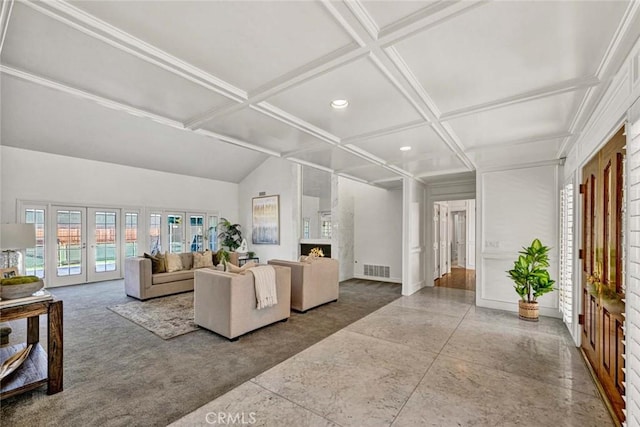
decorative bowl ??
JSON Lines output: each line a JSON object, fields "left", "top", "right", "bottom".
{"left": 1, "top": 280, "right": 44, "bottom": 300}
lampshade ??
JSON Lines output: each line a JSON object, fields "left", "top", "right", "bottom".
{"left": 0, "top": 223, "right": 36, "bottom": 250}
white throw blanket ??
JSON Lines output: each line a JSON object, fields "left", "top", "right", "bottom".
{"left": 249, "top": 265, "right": 278, "bottom": 309}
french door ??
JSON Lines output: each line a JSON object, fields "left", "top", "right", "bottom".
{"left": 50, "top": 206, "right": 121, "bottom": 286}
{"left": 580, "top": 127, "right": 626, "bottom": 424}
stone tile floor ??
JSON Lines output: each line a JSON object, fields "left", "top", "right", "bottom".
{"left": 171, "top": 286, "right": 612, "bottom": 426}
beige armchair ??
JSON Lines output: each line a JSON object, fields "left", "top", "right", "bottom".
{"left": 268, "top": 258, "right": 339, "bottom": 312}
{"left": 194, "top": 265, "right": 291, "bottom": 340}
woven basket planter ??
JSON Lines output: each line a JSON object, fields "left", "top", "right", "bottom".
{"left": 518, "top": 300, "right": 539, "bottom": 322}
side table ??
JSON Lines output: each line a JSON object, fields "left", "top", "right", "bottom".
{"left": 0, "top": 298, "right": 63, "bottom": 399}
{"left": 238, "top": 257, "right": 260, "bottom": 266}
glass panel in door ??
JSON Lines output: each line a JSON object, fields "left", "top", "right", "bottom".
{"left": 88, "top": 208, "right": 121, "bottom": 282}
{"left": 149, "top": 213, "right": 162, "bottom": 254}
{"left": 208, "top": 215, "right": 218, "bottom": 251}
{"left": 25, "top": 207, "right": 46, "bottom": 278}
{"left": 188, "top": 214, "right": 204, "bottom": 252}
{"left": 124, "top": 212, "right": 139, "bottom": 258}
{"left": 52, "top": 207, "right": 86, "bottom": 286}
{"left": 167, "top": 214, "right": 185, "bottom": 253}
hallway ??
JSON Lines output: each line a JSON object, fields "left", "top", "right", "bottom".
{"left": 435, "top": 267, "right": 476, "bottom": 291}
{"left": 173, "top": 286, "right": 610, "bottom": 426}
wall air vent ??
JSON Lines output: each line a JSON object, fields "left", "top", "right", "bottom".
{"left": 363, "top": 264, "right": 390, "bottom": 278}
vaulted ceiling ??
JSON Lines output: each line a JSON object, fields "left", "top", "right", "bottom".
{"left": 1, "top": 1, "right": 639, "bottom": 187}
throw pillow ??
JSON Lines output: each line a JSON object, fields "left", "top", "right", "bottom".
{"left": 144, "top": 253, "right": 166, "bottom": 274}
{"left": 226, "top": 261, "right": 257, "bottom": 274}
{"left": 203, "top": 249, "right": 215, "bottom": 265}
{"left": 193, "top": 251, "right": 214, "bottom": 269}
{"left": 165, "top": 252, "right": 183, "bottom": 273}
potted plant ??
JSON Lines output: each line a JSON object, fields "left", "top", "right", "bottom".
{"left": 217, "top": 218, "right": 243, "bottom": 251}
{"left": 506, "top": 238, "right": 555, "bottom": 321}
{"left": 216, "top": 248, "right": 230, "bottom": 271}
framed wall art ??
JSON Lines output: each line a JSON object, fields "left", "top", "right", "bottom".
{"left": 252, "top": 195, "right": 280, "bottom": 245}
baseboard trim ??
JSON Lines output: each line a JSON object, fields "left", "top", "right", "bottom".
{"left": 579, "top": 348, "right": 621, "bottom": 427}
{"left": 352, "top": 274, "right": 401, "bottom": 284}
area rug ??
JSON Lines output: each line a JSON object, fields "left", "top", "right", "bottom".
{"left": 107, "top": 292, "right": 198, "bottom": 339}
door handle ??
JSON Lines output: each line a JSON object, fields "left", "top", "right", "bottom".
{"left": 82, "top": 243, "right": 87, "bottom": 249}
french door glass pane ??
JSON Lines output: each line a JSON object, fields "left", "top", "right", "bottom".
{"left": 125, "top": 213, "right": 138, "bottom": 257}
{"left": 57, "top": 210, "right": 82, "bottom": 277}
{"left": 189, "top": 215, "right": 204, "bottom": 252}
{"left": 94, "top": 211, "right": 116, "bottom": 273}
{"left": 25, "top": 208, "right": 45, "bottom": 278}
{"left": 208, "top": 216, "right": 218, "bottom": 251}
{"left": 149, "top": 213, "right": 161, "bottom": 254}
{"left": 168, "top": 214, "right": 184, "bottom": 253}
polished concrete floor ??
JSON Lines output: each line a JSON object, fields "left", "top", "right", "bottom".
{"left": 172, "top": 286, "right": 612, "bottom": 427}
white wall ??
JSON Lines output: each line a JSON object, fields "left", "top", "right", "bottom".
{"left": 238, "top": 157, "right": 299, "bottom": 262}
{"left": 467, "top": 199, "right": 476, "bottom": 269}
{"left": 302, "top": 195, "right": 320, "bottom": 238}
{"left": 335, "top": 176, "right": 355, "bottom": 281}
{"left": 476, "top": 164, "right": 560, "bottom": 317}
{"left": 352, "top": 182, "right": 402, "bottom": 283}
{"left": 403, "top": 178, "right": 426, "bottom": 295}
{"left": 0, "top": 146, "right": 239, "bottom": 222}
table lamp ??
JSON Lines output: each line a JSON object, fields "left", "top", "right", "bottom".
{"left": 1, "top": 223, "right": 36, "bottom": 274}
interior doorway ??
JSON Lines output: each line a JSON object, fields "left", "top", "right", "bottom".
{"left": 433, "top": 199, "right": 476, "bottom": 291}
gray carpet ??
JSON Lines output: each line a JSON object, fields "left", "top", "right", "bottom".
{"left": 0, "top": 278, "right": 401, "bottom": 427}
{"left": 108, "top": 292, "right": 198, "bottom": 339}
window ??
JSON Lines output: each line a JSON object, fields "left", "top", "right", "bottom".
{"left": 149, "top": 213, "right": 162, "bottom": 254}
{"left": 167, "top": 214, "right": 184, "bottom": 253}
{"left": 559, "top": 182, "right": 574, "bottom": 326}
{"left": 320, "top": 212, "right": 331, "bottom": 239}
{"left": 94, "top": 211, "right": 117, "bottom": 273}
{"left": 303, "top": 217, "right": 310, "bottom": 239}
{"left": 189, "top": 215, "right": 204, "bottom": 252}
{"left": 24, "top": 207, "right": 46, "bottom": 278}
{"left": 125, "top": 213, "right": 138, "bottom": 258}
{"left": 208, "top": 215, "right": 218, "bottom": 251}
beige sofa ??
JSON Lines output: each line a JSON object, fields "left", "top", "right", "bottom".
{"left": 125, "top": 251, "right": 239, "bottom": 300}
{"left": 268, "top": 258, "right": 339, "bottom": 312}
{"left": 194, "top": 266, "right": 291, "bottom": 340}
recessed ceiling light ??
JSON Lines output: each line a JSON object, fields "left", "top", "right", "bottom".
{"left": 400, "top": 146, "right": 412, "bottom": 151}
{"left": 330, "top": 99, "right": 349, "bottom": 109}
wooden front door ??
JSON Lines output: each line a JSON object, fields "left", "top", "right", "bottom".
{"left": 581, "top": 127, "right": 626, "bottom": 424}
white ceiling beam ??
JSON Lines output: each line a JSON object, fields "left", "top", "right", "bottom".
{"left": 342, "top": 0, "right": 380, "bottom": 40}
{"left": 0, "top": 65, "right": 282, "bottom": 158}
{"left": 282, "top": 145, "right": 326, "bottom": 159}
{"left": 557, "top": 0, "right": 640, "bottom": 158}
{"left": 465, "top": 131, "right": 572, "bottom": 153}
{"left": 341, "top": 120, "right": 428, "bottom": 145}
{"left": 23, "top": 0, "right": 246, "bottom": 101}
{"left": 184, "top": 102, "right": 246, "bottom": 130}
{"left": 252, "top": 103, "right": 341, "bottom": 145}
{"left": 287, "top": 157, "right": 335, "bottom": 174}
{"left": 415, "top": 167, "right": 472, "bottom": 179}
{"left": 1, "top": 65, "right": 184, "bottom": 129}
{"left": 440, "top": 76, "right": 601, "bottom": 122}
{"left": 595, "top": 0, "right": 640, "bottom": 80}
{"left": 184, "top": 46, "right": 367, "bottom": 131}
{"left": 371, "top": 176, "right": 403, "bottom": 184}
{"left": 378, "top": 1, "right": 490, "bottom": 46}
{"left": 0, "top": 0, "right": 14, "bottom": 55}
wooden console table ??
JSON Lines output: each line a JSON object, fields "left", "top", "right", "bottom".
{"left": 238, "top": 257, "right": 259, "bottom": 266}
{"left": 0, "top": 298, "right": 63, "bottom": 399}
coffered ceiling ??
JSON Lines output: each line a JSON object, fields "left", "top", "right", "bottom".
{"left": 1, "top": 0, "right": 639, "bottom": 187}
